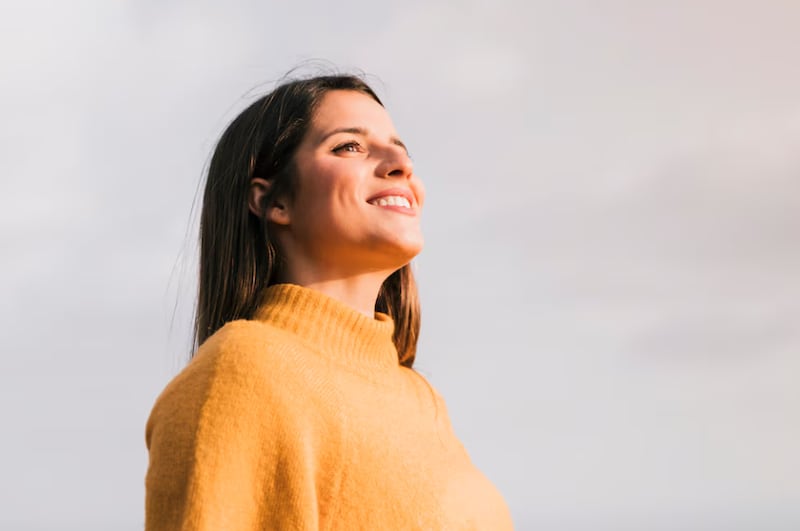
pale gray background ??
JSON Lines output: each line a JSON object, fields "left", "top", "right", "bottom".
{"left": 1, "top": 1, "right": 798, "bottom": 530}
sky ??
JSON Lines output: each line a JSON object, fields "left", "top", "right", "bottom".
{"left": 1, "top": 1, "right": 798, "bottom": 529}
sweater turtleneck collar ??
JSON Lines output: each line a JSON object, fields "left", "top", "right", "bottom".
{"left": 253, "top": 283, "right": 399, "bottom": 369}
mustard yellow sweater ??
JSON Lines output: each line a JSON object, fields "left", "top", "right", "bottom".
{"left": 145, "top": 283, "right": 514, "bottom": 530}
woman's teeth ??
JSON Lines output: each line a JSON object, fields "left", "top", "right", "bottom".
{"left": 369, "top": 196, "right": 411, "bottom": 208}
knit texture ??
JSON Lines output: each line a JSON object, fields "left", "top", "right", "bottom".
{"left": 145, "top": 283, "right": 514, "bottom": 530}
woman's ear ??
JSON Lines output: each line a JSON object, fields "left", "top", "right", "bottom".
{"left": 249, "top": 177, "right": 291, "bottom": 226}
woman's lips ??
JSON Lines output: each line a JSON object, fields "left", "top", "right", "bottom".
{"left": 366, "top": 187, "right": 416, "bottom": 207}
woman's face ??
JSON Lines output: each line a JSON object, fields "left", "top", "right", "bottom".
{"left": 278, "top": 90, "right": 425, "bottom": 274}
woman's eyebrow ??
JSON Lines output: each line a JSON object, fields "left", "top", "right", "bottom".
{"left": 321, "top": 126, "right": 368, "bottom": 140}
{"left": 391, "top": 137, "right": 409, "bottom": 154}
{"left": 321, "top": 126, "right": 408, "bottom": 154}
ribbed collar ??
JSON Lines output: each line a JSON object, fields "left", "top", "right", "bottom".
{"left": 253, "top": 283, "right": 399, "bottom": 369}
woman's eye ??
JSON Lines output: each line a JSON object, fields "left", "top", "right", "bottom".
{"left": 332, "top": 141, "right": 362, "bottom": 153}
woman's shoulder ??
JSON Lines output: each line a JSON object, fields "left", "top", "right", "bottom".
{"left": 193, "top": 318, "right": 300, "bottom": 373}
{"left": 146, "top": 319, "right": 309, "bottom": 437}
{"left": 144, "top": 320, "right": 330, "bottom": 482}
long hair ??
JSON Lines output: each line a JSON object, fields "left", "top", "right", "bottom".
{"left": 195, "top": 74, "right": 421, "bottom": 367}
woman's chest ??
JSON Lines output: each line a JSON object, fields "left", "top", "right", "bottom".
{"left": 307, "top": 371, "right": 514, "bottom": 529}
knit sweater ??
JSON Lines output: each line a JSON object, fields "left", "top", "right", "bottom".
{"left": 145, "top": 283, "right": 514, "bottom": 530}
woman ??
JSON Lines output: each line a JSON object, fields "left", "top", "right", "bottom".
{"left": 145, "top": 74, "right": 514, "bottom": 530}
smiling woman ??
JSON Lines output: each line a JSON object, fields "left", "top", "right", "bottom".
{"left": 144, "top": 74, "right": 513, "bottom": 530}
{"left": 249, "top": 89, "right": 426, "bottom": 313}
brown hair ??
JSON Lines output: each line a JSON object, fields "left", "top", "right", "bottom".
{"left": 195, "top": 74, "right": 420, "bottom": 367}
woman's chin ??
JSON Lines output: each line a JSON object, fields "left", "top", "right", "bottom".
{"left": 367, "top": 236, "right": 423, "bottom": 271}
{"left": 393, "top": 235, "right": 424, "bottom": 261}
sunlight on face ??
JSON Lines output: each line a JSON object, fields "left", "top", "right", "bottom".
{"left": 284, "top": 90, "right": 425, "bottom": 274}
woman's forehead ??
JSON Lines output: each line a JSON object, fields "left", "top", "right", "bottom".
{"left": 311, "top": 90, "right": 396, "bottom": 136}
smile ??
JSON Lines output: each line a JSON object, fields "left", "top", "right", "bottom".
{"left": 367, "top": 195, "right": 412, "bottom": 208}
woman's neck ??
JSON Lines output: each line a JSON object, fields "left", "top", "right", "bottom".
{"left": 277, "top": 268, "right": 390, "bottom": 318}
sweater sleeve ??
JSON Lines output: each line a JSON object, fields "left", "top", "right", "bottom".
{"left": 145, "top": 325, "right": 320, "bottom": 531}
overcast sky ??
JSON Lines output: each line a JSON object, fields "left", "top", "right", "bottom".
{"left": 1, "top": 1, "right": 798, "bottom": 530}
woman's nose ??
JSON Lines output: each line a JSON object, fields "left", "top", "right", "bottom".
{"left": 378, "top": 147, "right": 413, "bottom": 179}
